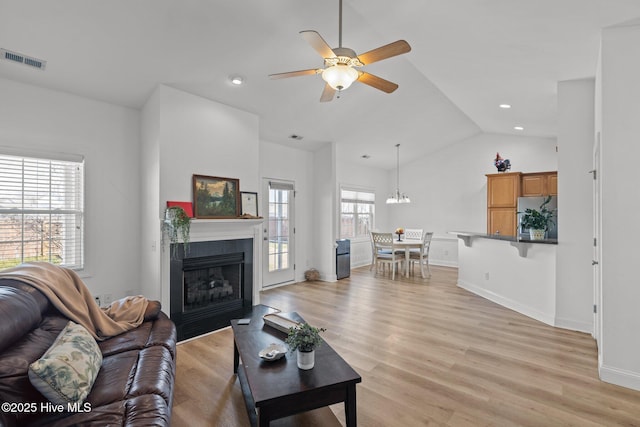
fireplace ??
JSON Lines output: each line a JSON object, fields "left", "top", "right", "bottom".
{"left": 170, "top": 238, "right": 253, "bottom": 341}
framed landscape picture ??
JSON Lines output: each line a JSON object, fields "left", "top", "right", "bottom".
{"left": 192, "top": 174, "right": 240, "bottom": 218}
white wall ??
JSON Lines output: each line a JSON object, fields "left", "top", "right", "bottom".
{"left": 389, "top": 133, "right": 558, "bottom": 266}
{"left": 336, "top": 154, "right": 391, "bottom": 268}
{"left": 556, "top": 78, "right": 595, "bottom": 333}
{"left": 313, "top": 143, "right": 337, "bottom": 281}
{"left": 260, "top": 140, "right": 315, "bottom": 282}
{"left": 598, "top": 23, "right": 640, "bottom": 391}
{"left": 458, "top": 238, "right": 557, "bottom": 326}
{"left": 140, "top": 86, "right": 161, "bottom": 300}
{"left": 0, "top": 77, "right": 141, "bottom": 299}
{"left": 157, "top": 86, "right": 259, "bottom": 205}
{"left": 140, "top": 85, "right": 260, "bottom": 301}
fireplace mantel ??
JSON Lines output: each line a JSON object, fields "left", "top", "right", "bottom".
{"left": 161, "top": 218, "right": 263, "bottom": 328}
{"left": 181, "top": 218, "right": 263, "bottom": 243}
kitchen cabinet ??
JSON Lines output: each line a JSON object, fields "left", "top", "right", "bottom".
{"left": 486, "top": 172, "right": 521, "bottom": 236}
{"left": 520, "top": 172, "right": 558, "bottom": 197}
{"left": 487, "top": 172, "right": 521, "bottom": 207}
{"left": 547, "top": 174, "right": 558, "bottom": 195}
{"left": 486, "top": 171, "right": 557, "bottom": 237}
{"left": 488, "top": 207, "right": 518, "bottom": 236}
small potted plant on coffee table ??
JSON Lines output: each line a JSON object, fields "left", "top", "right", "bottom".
{"left": 285, "top": 322, "right": 326, "bottom": 370}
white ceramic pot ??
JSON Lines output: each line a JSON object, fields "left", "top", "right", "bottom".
{"left": 529, "top": 229, "right": 546, "bottom": 240}
{"left": 297, "top": 349, "right": 315, "bottom": 370}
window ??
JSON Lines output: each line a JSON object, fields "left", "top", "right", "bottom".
{"left": 267, "top": 181, "right": 293, "bottom": 272}
{"left": 0, "top": 152, "right": 84, "bottom": 270}
{"left": 340, "top": 188, "right": 375, "bottom": 239}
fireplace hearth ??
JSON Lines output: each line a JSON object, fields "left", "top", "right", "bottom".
{"left": 170, "top": 239, "right": 253, "bottom": 341}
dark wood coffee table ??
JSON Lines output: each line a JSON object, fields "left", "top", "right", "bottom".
{"left": 231, "top": 304, "right": 361, "bottom": 426}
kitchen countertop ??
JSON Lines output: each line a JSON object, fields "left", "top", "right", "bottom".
{"left": 449, "top": 231, "right": 557, "bottom": 245}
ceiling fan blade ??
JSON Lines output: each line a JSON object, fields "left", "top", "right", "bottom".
{"left": 300, "top": 30, "right": 337, "bottom": 59}
{"left": 357, "top": 72, "right": 399, "bottom": 93}
{"left": 269, "top": 69, "right": 321, "bottom": 79}
{"left": 320, "top": 83, "right": 336, "bottom": 102}
{"left": 357, "top": 40, "right": 411, "bottom": 65}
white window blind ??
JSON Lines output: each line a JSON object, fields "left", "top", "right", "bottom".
{"left": 0, "top": 153, "right": 84, "bottom": 270}
{"left": 340, "top": 188, "right": 375, "bottom": 239}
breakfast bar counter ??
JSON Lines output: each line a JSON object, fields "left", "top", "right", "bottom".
{"left": 450, "top": 231, "right": 558, "bottom": 327}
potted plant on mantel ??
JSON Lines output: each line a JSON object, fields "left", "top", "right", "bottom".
{"left": 519, "top": 195, "right": 556, "bottom": 240}
{"left": 162, "top": 206, "right": 191, "bottom": 259}
{"left": 285, "top": 322, "right": 326, "bottom": 370}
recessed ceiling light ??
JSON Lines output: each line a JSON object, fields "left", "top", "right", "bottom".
{"left": 514, "top": 126, "right": 524, "bottom": 131}
{"left": 230, "top": 75, "right": 244, "bottom": 85}
{"left": 499, "top": 104, "right": 512, "bottom": 109}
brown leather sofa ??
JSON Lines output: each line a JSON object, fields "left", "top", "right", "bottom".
{"left": 0, "top": 279, "right": 177, "bottom": 427}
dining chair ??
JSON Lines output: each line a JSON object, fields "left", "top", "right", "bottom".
{"left": 409, "top": 231, "right": 434, "bottom": 278}
{"left": 370, "top": 232, "right": 403, "bottom": 279}
{"left": 369, "top": 232, "right": 388, "bottom": 271}
{"left": 403, "top": 228, "right": 424, "bottom": 241}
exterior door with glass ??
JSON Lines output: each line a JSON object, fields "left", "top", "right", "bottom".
{"left": 262, "top": 179, "right": 295, "bottom": 287}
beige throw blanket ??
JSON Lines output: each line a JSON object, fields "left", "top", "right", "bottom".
{"left": 0, "top": 262, "right": 148, "bottom": 341}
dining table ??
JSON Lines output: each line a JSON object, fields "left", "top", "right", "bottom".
{"left": 392, "top": 237, "right": 423, "bottom": 277}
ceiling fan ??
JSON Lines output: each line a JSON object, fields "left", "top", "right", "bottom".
{"left": 269, "top": 0, "right": 411, "bottom": 102}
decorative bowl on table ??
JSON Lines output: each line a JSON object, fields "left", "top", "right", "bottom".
{"left": 259, "top": 343, "right": 287, "bottom": 361}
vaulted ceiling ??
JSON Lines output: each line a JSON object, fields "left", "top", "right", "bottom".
{"left": 1, "top": 0, "right": 639, "bottom": 169}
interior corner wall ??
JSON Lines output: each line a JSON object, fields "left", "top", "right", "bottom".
{"left": 0, "top": 77, "right": 141, "bottom": 299}
{"left": 140, "top": 86, "right": 162, "bottom": 301}
{"left": 598, "top": 23, "right": 640, "bottom": 391}
{"left": 555, "top": 78, "right": 595, "bottom": 333}
{"left": 259, "top": 140, "right": 315, "bottom": 283}
{"left": 313, "top": 143, "right": 337, "bottom": 281}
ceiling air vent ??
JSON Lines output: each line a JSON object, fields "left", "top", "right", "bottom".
{"left": 1, "top": 48, "right": 46, "bottom": 70}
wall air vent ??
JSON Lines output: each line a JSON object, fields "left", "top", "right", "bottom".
{"left": 0, "top": 48, "right": 46, "bottom": 70}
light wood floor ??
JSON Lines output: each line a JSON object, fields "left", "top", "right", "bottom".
{"left": 172, "top": 265, "right": 640, "bottom": 426}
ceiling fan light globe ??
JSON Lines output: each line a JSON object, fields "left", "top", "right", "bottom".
{"left": 322, "top": 65, "right": 358, "bottom": 91}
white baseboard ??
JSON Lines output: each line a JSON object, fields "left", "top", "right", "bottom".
{"left": 430, "top": 259, "right": 458, "bottom": 268}
{"left": 554, "top": 316, "right": 592, "bottom": 334}
{"left": 351, "top": 260, "right": 371, "bottom": 269}
{"left": 458, "top": 279, "right": 555, "bottom": 326}
{"left": 600, "top": 364, "right": 640, "bottom": 392}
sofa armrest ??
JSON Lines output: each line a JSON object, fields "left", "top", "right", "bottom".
{"left": 146, "top": 313, "right": 177, "bottom": 360}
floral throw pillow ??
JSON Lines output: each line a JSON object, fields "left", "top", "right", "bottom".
{"left": 28, "top": 321, "right": 102, "bottom": 404}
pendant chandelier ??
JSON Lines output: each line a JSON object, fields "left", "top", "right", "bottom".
{"left": 386, "top": 143, "right": 411, "bottom": 204}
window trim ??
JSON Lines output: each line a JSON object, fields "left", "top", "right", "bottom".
{"left": 0, "top": 150, "right": 85, "bottom": 270}
{"left": 339, "top": 185, "right": 376, "bottom": 241}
